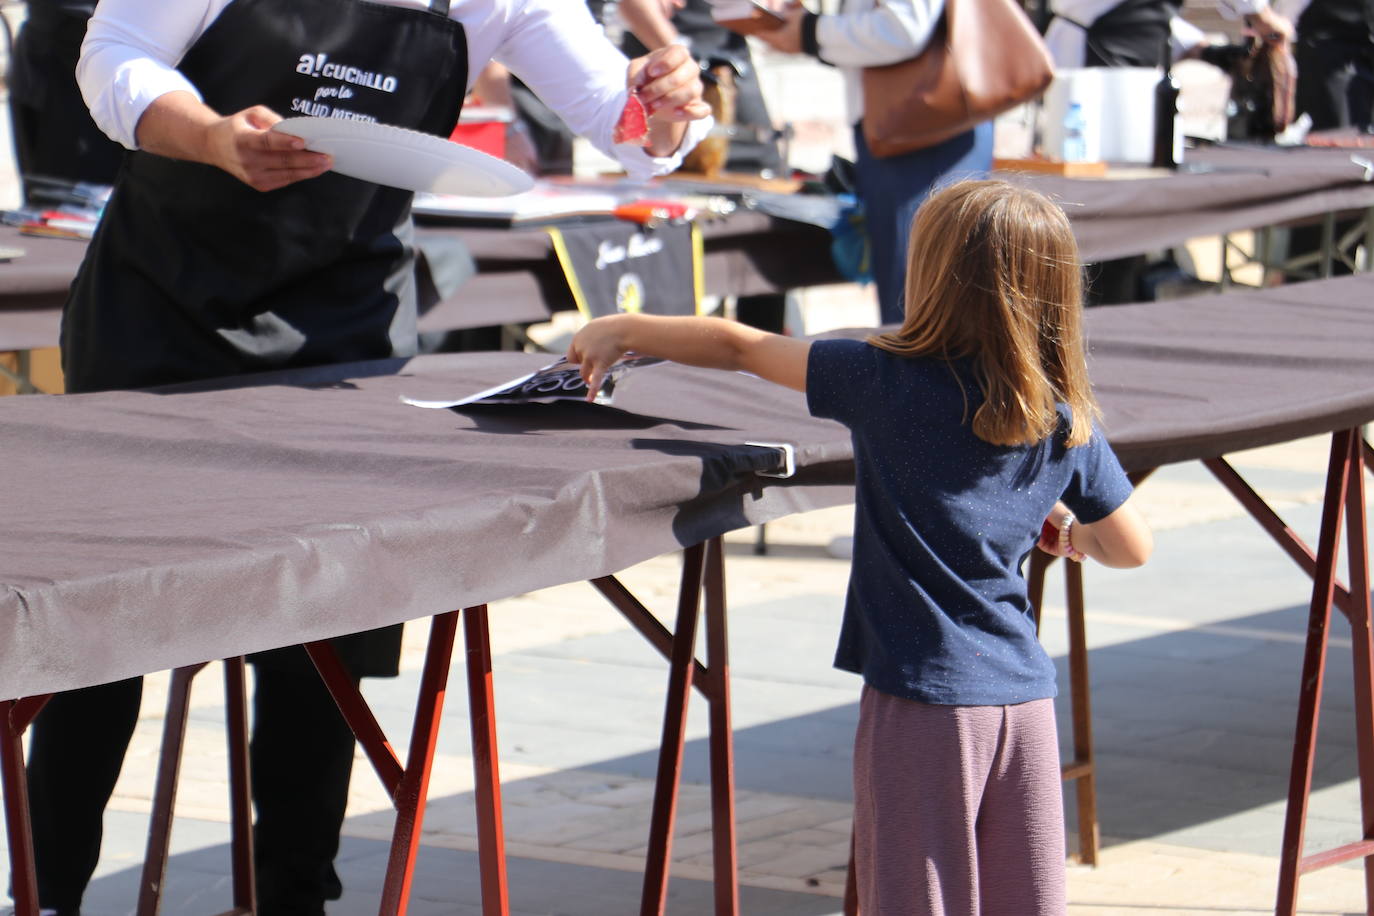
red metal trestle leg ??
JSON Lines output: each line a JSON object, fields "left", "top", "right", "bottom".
{"left": 378, "top": 610, "right": 461, "bottom": 916}
{"left": 640, "top": 543, "right": 707, "bottom": 916}
{"left": 1341, "top": 432, "right": 1374, "bottom": 912}
{"left": 464, "top": 605, "right": 509, "bottom": 916}
{"left": 703, "top": 538, "right": 738, "bottom": 916}
{"left": 1275, "top": 430, "right": 1353, "bottom": 915}
{"left": 223, "top": 657, "right": 256, "bottom": 914}
{"left": 1, "top": 697, "right": 43, "bottom": 916}
{"left": 138, "top": 663, "right": 209, "bottom": 916}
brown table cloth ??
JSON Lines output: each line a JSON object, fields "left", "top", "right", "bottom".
{"left": 0, "top": 208, "right": 836, "bottom": 343}
{"left": 0, "top": 231, "right": 83, "bottom": 313}
{"left": 1006, "top": 145, "right": 1374, "bottom": 263}
{"left": 2, "top": 273, "right": 1373, "bottom": 703}
{"left": 0, "top": 354, "right": 852, "bottom": 700}
{"left": 5, "top": 144, "right": 1373, "bottom": 344}
{"left": 0, "top": 308, "right": 62, "bottom": 355}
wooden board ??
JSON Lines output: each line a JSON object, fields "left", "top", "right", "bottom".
{"left": 668, "top": 170, "right": 804, "bottom": 194}
{"left": 994, "top": 157, "right": 1110, "bottom": 178}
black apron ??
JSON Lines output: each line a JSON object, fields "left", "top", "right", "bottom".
{"left": 60, "top": 0, "right": 468, "bottom": 676}
{"left": 61, "top": 0, "right": 467, "bottom": 395}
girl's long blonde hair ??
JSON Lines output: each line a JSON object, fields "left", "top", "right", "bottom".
{"left": 869, "top": 179, "right": 1099, "bottom": 447}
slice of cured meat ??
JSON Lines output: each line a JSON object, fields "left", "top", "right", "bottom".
{"left": 613, "top": 89, "right": 649, "bottom": 146}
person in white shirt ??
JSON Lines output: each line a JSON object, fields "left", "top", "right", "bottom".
{"left": 753, "top": 0, "right": 992, "bottom": 326}
{"left": 1043, "top": 0, "right": 1293, "bottom": 68}
{"left": 28, "top": 3, "right": 708, "bottom": 914}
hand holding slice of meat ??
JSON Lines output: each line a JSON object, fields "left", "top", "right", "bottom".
{"left": 613, "top": 89, "right": 650, "bottom": 146}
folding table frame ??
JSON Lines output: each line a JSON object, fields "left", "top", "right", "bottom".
{"left": 1218, "top": 205, "right": 1374, "bottom": 290}
{"left": 1025, "top": 430, "right": 1374, "bottom": 915}
{"left": 0, "top": 536, "right": 739, "bottom": 916}
{"left": 0, "top": 352, "right": 40, "bottom": 395}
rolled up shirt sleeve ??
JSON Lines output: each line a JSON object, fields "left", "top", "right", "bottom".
{"left": 78, "top": 0, "right": 223, "bottom": 150}
{"left": 79, "top": 0, "right": 708, "bottom": 173}
{"left": 814, "top": 0, "right": 945, "bottom": 69}
{"left": 1215, "top": 0, "right": 1269, "bottom": 16}
{"left": 496, "top": 0, "right": 709, "bottom": 180}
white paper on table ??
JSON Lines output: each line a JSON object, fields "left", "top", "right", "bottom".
{"left": 400, "top": 356, "right": 663, "bottom": 409}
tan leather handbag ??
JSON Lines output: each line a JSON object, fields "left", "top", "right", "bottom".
{"left": 860, "top": 0, "right": 1054, "bottom": 157}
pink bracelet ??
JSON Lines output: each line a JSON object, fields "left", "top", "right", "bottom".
{"left": 1059, "top": 512, "right": 1087, "bottom": 562}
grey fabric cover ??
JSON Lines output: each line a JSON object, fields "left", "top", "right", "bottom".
{"left": 1, "top": 267, "right": 1372, "bottom": 701}
{"left": 4, "top": 144, "right": 1373, "bottom": 337}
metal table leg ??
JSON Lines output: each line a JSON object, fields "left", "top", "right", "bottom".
{"left": 1, "top": 695, "right": 51, "bottom": 916}
{"left": 307, "top": 608, "right": 507, "bottom": 916}
{"left": 1275, "top": 430, "right": 1374, "bottom": 915}
{"left": 591, "top": 538, "right": 739, "bottom": 916}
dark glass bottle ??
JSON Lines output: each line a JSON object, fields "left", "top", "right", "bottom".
{"left": 1152, "top": 36, "right": 1180, "bottom": 169}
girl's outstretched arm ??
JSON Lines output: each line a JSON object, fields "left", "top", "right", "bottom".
{"left": 567, "top": 314, "right": 811, "bottom": 401}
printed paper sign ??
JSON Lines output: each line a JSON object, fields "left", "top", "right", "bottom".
{"left": 401, "top": 356, "right": 663, "bottom": 409}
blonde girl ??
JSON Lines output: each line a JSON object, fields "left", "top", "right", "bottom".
{"left": 569, "top": 179, "right": 1152, "bottom": 915}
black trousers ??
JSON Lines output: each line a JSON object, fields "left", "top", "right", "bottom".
{"left": 24, "top": 654, "right": 359, "bottom": 916}
{"left": 1295, "top": 35, "right": 1374, "bottom": 132}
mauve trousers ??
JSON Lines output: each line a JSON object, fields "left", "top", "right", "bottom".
{"left": 852, "top": 686, "right": 1066, "bottom": 916}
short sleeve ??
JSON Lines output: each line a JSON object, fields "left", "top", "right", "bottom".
{"left": 1060, "top": 424, "right": 1133, "bottom": 523}
{"left": 806, "top": 338, "right": 870, "bottom": 428}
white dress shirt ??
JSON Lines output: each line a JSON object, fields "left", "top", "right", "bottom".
{"left": 79, "top": 0, "right": 709, "bottom": 179}
{"left": 813, "top": 0, "right": 945, "bottom": 122}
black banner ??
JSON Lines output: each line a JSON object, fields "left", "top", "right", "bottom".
{"left": 548, "top": 221, "right": 701, "bottom": 319}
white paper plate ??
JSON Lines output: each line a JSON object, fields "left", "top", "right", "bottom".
{"left": 273, "top": 117, "right": 534, "bottom": 197}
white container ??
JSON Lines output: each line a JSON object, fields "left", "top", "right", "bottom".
{"left": 1098, "top": 67, "right": 1164, "bottom": 163}
{"left": 1040, "top": 69, "right": 1103, "bottom": 164}
{"left": 1040, "top": 67, "right": 1162, "bottom": 164}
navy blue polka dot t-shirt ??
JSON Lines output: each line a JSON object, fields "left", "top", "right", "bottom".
{"left": 807, "top": 337, "right": 1134, "bottom": 706}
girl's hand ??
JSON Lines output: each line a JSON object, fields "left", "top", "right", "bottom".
{"left": 1037, "top": 499, "right": 1153, "bottom": 568}
{"left": 1036, "top": 518, "right": 1062, "bottom": 556}
{"left": 204, "top": 105, "right": 333, "bottom": 192}
{"left": 1037, "top": 502, "right": 1082, "bottom": 559}
{"left": 567, "top": 316, "right": 631, "bottom": 402}
{"left": 626, "top": 44, "right": 711, "bottom": 124}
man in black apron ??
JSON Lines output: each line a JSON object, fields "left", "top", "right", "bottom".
{"left": 1054, "top": 0, "right": 1180, "bottom": 66}
{"left": 6, "top": 1, "right": 124, "bottom": 199}
{"left": 33, "top": 0, "right": 706, "bottom": 912}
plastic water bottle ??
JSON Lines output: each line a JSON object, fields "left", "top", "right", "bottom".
{"left": 1061, "top": 101, "right": 1088, "bottom": 163}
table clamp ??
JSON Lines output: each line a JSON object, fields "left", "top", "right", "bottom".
{"left": 744, "top": 441, "right": 795, "bottom": 478}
